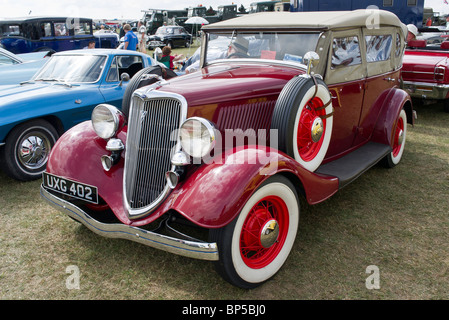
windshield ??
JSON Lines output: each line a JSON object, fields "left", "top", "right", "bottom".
{"left": 205, "top": 32, "right": 320, "bottom": 65}
{"left": 156, "top": 27, "right": 173, "bottom": 35}
{"left": 33, "top": 55, "right": 107, "bottom": 83}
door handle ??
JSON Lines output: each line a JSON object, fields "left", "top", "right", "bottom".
{"left": 383, "top": 77, "right": 395, "bottom": 82}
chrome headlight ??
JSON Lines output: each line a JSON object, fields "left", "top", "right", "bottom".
{"left": 91, "top": 104, "right": 124, "bottom": 140}
{"left": 179, "top": 117, "right": 216, "bottom": 159}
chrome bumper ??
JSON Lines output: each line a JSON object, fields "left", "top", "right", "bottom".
{"left": 402, "top": 80, "right": 449, "bottom": 100}
{"left": 148, "top": 41, "right": 164, "bottom": 48}
{"left": 40, "top": 185, "right": 219, "bottom": 261}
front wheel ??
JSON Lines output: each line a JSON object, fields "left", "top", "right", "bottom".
{"left": 0, "top": 119, "right": 59, "bottom": 181}
{"left": 210, "top": 175, "right": 299, "bottom": 289}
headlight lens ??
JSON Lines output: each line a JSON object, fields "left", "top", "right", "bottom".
{"left": 91, "top": 104, "right": 124, "bottom": 140}
{"left": 179, "top": 117, "right": 216, "bottom": 159}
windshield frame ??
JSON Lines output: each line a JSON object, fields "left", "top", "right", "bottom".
{"left": 200, "top": 30, "right": 321, "bottom": 70}
{"left": 32, "top": 53, "right": 108, "bottom": 84}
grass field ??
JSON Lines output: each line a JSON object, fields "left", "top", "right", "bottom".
{"left": 0, "top": 99, "right": 448, "bottom": 300}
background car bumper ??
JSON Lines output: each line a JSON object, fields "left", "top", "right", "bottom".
{"left": 402, "top": 80, "right": 449, "bottom": 100}
{"left": 40, "top": 185, "right": 219, "bottom": 261}
{"left": 148, "top": 41, "right": 165, "bottom": 48}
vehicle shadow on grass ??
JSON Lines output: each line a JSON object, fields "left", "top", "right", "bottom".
{"left": 42, "top": 120, "right": 448, "bottom": 299}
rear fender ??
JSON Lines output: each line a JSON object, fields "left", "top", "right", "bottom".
{"left": 371, "top": 88, "right": 413, "bottom": 146}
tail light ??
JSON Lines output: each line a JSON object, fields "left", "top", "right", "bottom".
{"left": 434, "top": 66, "right": 445, "bottom": 82}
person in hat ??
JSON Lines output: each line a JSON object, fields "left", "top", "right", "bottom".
{"left": 406, "top": 24, "right": 418, "bottom": 42}
{"left": 227, "top": 36, "right": 249, "bottom": 58}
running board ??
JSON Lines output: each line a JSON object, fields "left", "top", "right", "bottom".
{"left": 316, "top": 142, "right": 392, "bottom": 189}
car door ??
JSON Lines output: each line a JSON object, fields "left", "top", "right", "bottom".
{"left": 99, "top": 54, "right": 144, "bottom": 109}
{"left": 353, "top": 27, "right": 403, "bottom": 146}
{"left": 324, "top": 28, "right": 367, "bottom": 159}
{"left": 172, "top": 27, "right": 182, "bottom": 47}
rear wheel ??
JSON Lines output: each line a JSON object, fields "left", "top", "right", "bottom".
{"left": 382, "top": 109, "right": 407, "bottom": 168}
{"left": 210, "top": 175, "right": 299, "bottom": 289}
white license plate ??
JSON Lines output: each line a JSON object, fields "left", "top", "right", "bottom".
{"left": 43, "top": 172, "right": 98, "bottom": 204}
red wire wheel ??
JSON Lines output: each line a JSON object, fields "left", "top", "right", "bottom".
{"left": 392, "top": 114, "right": 404, "bottom": 157}
{"left": 271, "top": 76, "right": 333, "bottom": 172}
{"left": 296, "top": 97, "right": 327, "bottom": 162}
{"left": 382, "top": 109, "right": 407, "bottom": 168}
{"left": 209, "top": 175, "right": 299, "bottom": 289}
{"left": 240, "top": 195, "right": 289, "bottom": 269}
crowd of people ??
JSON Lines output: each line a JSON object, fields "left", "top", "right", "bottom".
{"left": 92, "top": 21, "right": 185, "bottom": 71}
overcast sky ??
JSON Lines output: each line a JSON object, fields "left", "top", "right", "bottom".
{"left": 0, "top": 0, "right": 448, "bottom": 20}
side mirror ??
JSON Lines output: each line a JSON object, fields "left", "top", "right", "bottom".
{"left": 303, "top": 51, "right": 320, "bottom": 76}
{"left": 119, "top": 73, "right": 130, "bottom": 86}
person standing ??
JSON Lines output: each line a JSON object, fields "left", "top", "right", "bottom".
{"left": 137, "top": 21, "right": 147, "bottom": 53}
{"left": 123, "top": 24, "right": 138, "bottom": 51}
{"left": 119, "top": 22, "right": 126, "bottom": 38}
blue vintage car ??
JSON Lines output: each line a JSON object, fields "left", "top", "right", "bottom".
{"left": 0, "top": 49, "right": 165, "bottom": 181}
{"left": 0, "top": 47, "right": 51, "bottom": 86}
{"left": 0, "top": 17, "right": 119, "bottom": 54}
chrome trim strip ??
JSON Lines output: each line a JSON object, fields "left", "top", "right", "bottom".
{"left": 40, "top": 185, "right": 219, "bottom": 261}
{"left": 124, "top": 89, "right": 188, "bottom": 220}
{"left": 0, "top": 142, "right": 5, "bottom": 147}
{"left": 401, "top": 70, "right": 434, "bottom": 75}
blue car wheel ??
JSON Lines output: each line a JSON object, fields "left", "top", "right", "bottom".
{"left": 1, "top": 119, "right": 59, "bottom": 181}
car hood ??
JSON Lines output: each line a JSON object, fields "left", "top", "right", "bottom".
{"left": 0, "top": 82, "right": 96, "bottom": 110}
{"left": 147, "top": 61, "right": 304, "bottom": 107}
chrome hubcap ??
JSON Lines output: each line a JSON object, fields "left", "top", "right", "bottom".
{"left": 18, "top": 134, "right": 50, "bottom": 170}
{"left": 397, "top": 129, "right": 404, "bottom": 146}
{"left": 311, "top": 117, "right": 324, "bottom": 143}
{"left": 260, "top": 219, "right": 280, "bottom": 248}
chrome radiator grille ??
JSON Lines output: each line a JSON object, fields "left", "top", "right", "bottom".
{"left": 124, "top": 94, "right": 183, "bottom": 218}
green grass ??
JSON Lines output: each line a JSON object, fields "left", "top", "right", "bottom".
{"left": 0, "top": 101, "right": 448, "bottom": 300}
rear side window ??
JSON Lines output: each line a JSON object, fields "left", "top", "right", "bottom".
{"left": 40, "top": 22, "right": 52, "bottom": 37}
{"left": 331, "top": 36, "right": 362, "bottom": 69}
{"left": 365, "top": 35, "right": 392, "bottom": 62}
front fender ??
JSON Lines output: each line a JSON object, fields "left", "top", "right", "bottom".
{"left": 170, "top": 146, "right": 339, "bottom": 228}
{"left": 371, "top": 88, "right": 412, "bottom": 146}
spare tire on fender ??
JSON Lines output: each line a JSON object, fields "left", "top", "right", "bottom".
{"left": 121, "top": 66, "right": 177, "bottom": 118}
{"left": 271, "top": 76, "right": 333, "bottom": 172}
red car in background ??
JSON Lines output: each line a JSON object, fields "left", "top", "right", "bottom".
{"left": 402, "top": 35, "right": 449, "bottom": 112}
{"left": 41, "top": 10, "right": 413, "bottom": 289}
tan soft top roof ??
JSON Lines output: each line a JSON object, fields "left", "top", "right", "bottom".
{"left": 203, "top": 10, "right": 407, "bottom": 35}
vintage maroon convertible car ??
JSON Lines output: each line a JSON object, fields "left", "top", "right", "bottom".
{"left": 402, "top": 38, "right": 449, "bottom": 112}
{"left": 41, "top": 10, "right": 413, "bottom": 288}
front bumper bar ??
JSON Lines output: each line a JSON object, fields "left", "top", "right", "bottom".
{"left": 40, "top": 185, "right": 219, "bottom": 261}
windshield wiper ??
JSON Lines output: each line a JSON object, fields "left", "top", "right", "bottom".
{"left": 35, "top": 78, "right": 60, "bottom": 82}
{"left": 35, "top": 78, "right": 72, "bottom": 87}
{"left": 20, "top": 80, "right": 35, "bottom": 85}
